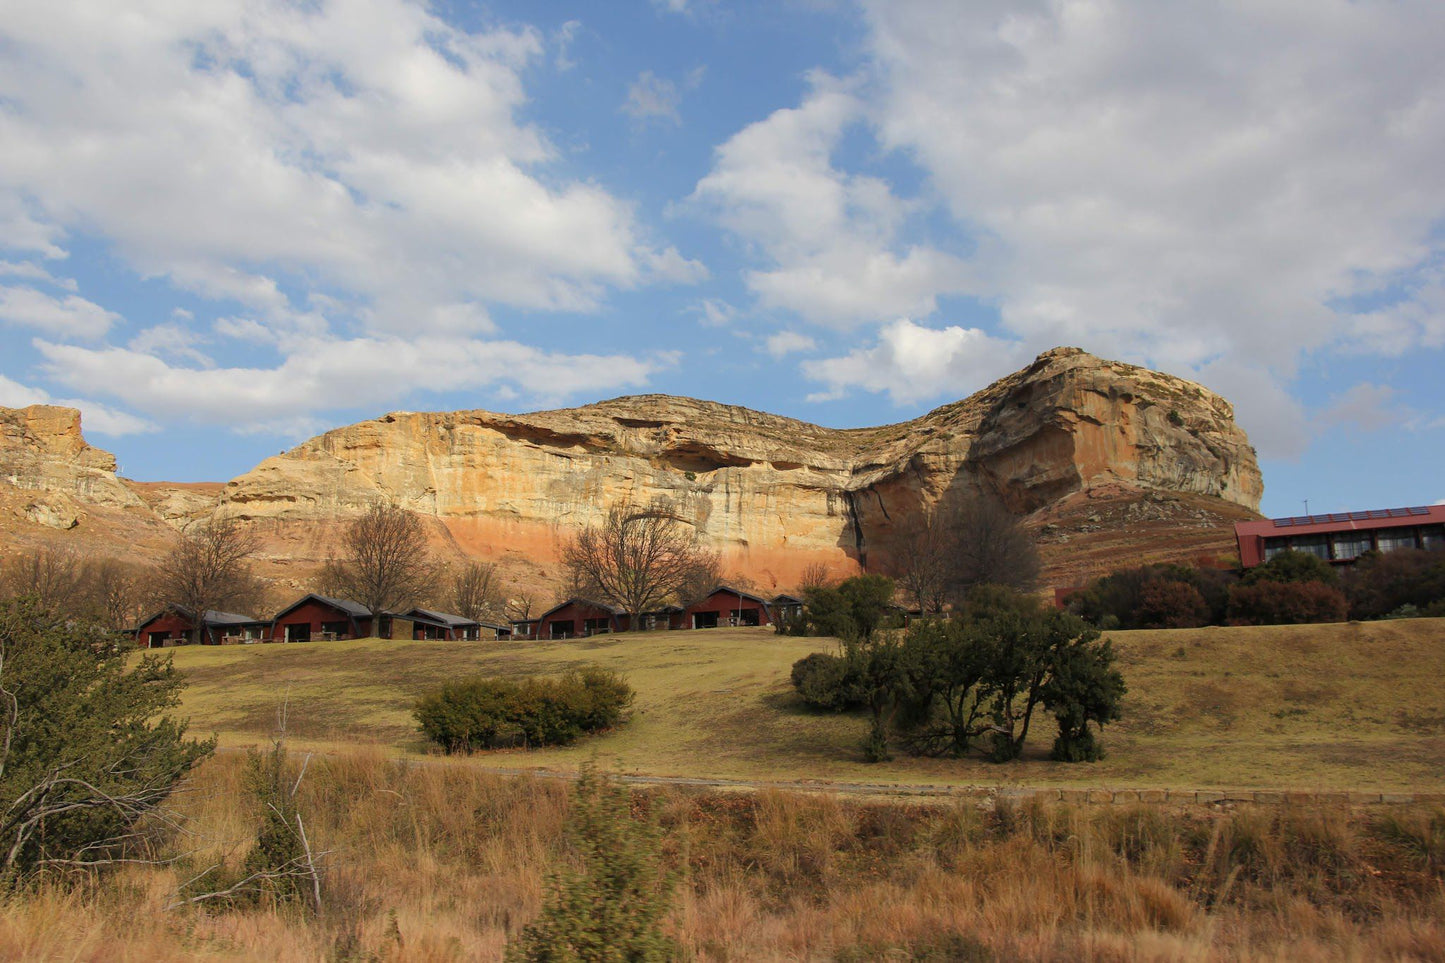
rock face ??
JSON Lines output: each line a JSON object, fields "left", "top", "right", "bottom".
{"left": 0, "top": 405, "right": 147, "bottom": 532}
{"left": 219, "top": 348, "right": 1262, "bottom": 591}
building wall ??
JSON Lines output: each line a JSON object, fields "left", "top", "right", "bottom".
{"left": 537, "top": 601, "right": 619, "bottom": 640}
{"left": 270, "top": 600, "right": 369, "bottom": 641}
{"left": 684, "top": 590, "right": 771, "bottom": 628}
{"left": 1236, "top": 508, "right": 1445, "bottom": 568}
{"left": 137, "top": 611, "right": 200, "bottom": 647}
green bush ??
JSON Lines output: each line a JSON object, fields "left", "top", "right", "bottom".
{"left": 789, "top": 652, "right": 864, "bottom": 711}
{"left": 414, "top": 670, "right": 634, "bottom": 753}
{"left": 506, "top": 766, "right": 676, "bottom": 961}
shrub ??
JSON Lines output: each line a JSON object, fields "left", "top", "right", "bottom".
{"left": 1226, "top": 580, "right": 1348, "bottom": 626}
{"left": 789, "top": 652, "right": 864, "bottom": 711}
{"left": 1242, "top": 549, "right": 1339, "bottom": 587}
{"left": 506, "top": 767, "right": 676, "bottom": 961}
{"left": 1344, "top": 549, "right": 1445, "bottom": 620}
{"left": 414, "top": 670, "right": 634, "bottom": 753}
{"left": 1135, "top": 579, "right": 1210, "bottom": 629}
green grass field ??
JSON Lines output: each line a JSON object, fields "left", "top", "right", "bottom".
{"left": 156, "top": 618, "right": 1445, "bottom": 791}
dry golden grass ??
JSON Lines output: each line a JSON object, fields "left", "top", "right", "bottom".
{"left": 1, "top": 750, "right": 1442, "bottom": 961}
{"left": 155, "top": 618, "right": 1445, "bottom": 792}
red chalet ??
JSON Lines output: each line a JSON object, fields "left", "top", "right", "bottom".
{"left": 534, "top": 598, "right": 628, "bottom": 640}
{"left": 683, "top": 586, "right": 773, "bottom": 628}
{"left": 134, "top": 607, "right": 268, "bottom": 647}
{"left": 1235, "top": 505, "right": 1445, "bottom": 569}
{"left": 269, "top": 594, "right": 380, "bottom": 642}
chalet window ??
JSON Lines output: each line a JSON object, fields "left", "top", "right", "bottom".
{"left": 1376, "top": 528, "right": 1419, "bottom": 554}
{"left": 692, "top": 611, "right": 719, "bottom": 629}
{"left": 285, "top": 623, "right": 311, "bottom": 643}
{"left": 1330, "top": 531, "right": 1374, "bottom": 561}
{"left": 1263, "top": 536, "right": 1289, "bottom": 561}
{"left": 550, "top": 620, "right": 574, "bottom": 639}
{"left": 1289, "top": 534, "right": 1330, "bottom": 561}
{"left": 320, "top": 620, "right": 348, "bottom": 638}
{"left": 583, "top": 617, "right": 611, "bottom": 635}
{"left": 148, "top": 631, "right": 169, "bottom": 647}
{"left": 1422, "top": 525, "right": 1445, "bottom": 551}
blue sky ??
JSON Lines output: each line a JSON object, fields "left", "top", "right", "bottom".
{"left": 1, "top": 0, "right": 1442, "bottom": 519}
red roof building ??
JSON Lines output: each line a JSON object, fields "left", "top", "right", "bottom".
{"left": 1235, "top": 505, "right": 1445, "bottom": 568}
{"left": 683, "top": 586, "right": 773, "bottom": 629}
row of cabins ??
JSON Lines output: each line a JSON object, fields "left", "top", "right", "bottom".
{"left": 134, "top": 594, "right": 511, "bottom": 648}
{"left": 135, "top": 587, "right": 808, "bottom": 648}
{"left": 514, "top": 587, "right": 806, "bottom": 640}
{"left": 1234, "top": 504, "right": 1445, "bottom": 568}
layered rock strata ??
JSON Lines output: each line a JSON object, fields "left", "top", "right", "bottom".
{"left": 214, "top": 348, "right": 1263, "bottom": 590}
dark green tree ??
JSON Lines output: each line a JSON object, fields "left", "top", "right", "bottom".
{"left": 0, "top": 598, "right": 213, "bottom": 885}
{"left": 1041, "top": 635, "right": 1126, "bottom": 761}
{"left": 507, "top": 766, "right": 676, "bottom": 961}
{"left": 1241, "top": 549, "right": 1338, "bottom": 587}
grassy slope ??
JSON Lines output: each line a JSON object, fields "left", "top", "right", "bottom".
{"left": 159, "top": 618, "right": 1445, "bottom": 791}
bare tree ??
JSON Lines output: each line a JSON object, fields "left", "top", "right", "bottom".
{"left": 504, "top": 591, "right": 535, "bottom": 623}
{"left": 329, "top": 502, "right": 437, "bottom": 622}
{"left": 447, "top": 560, "right": 503, "bottom": 622}
{"left": 944, "top": 495, "right": 1041, "bottom": 598}
{"left": 80, "top": 558, "right": 151, "bottom": 631}
{"left": 0, "top": 545, "right": 84, "bottom": 616}
{"left": 156, "top": 516, "right": 262, "bottom": 644}
{"left": 797, "top": 562, "right": 836, "bottom": 595}
{"left": 889, "top": 511, "right": 953, "bottom": 615}
{"left": 562, "top": 498, "right": 719, "bottom": 628}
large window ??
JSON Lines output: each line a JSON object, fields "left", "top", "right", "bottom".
{"left": 1330, "top": 530, "right": 1374, "bottom": 560}
{"left": 1263, "top": 537, "right": 1289, "bottom": 561}
{"left": 549, "top": 620, "right": 574, "bottom": 639}
{"left": 1376, "top": 527, "right": 1419, "bottom": 553}
{"left": 583, "top": 617, "right": 611, "bottom": 635}
{"left": 1290, "top": 534, "right": 1330, "bottom": 560}
{"left": 1420, "top": 525, "right": 1444, "bottom": 551}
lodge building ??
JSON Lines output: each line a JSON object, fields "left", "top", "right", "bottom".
{"left": 1235, "top": 505, "right": 1445, "bottom": 568}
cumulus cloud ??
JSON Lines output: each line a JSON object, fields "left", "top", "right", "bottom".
{"left": 802, "top": 319, "right": 1026, "bottom": 404}
{"left": 691, "top": 73, "right": 971, "bottom": 327}
{"left": 0, "top": 373, "right": 155, "bottom": 436}
{"left": 765, "top": 331, "right": 817, "bottom": 357}
{"left": 0, "top": 1, "right": 697, "bottom": 336}
{"left": 859, "top": 0, "right": 1445, "bottom": 369}
{"left": 0, "top": 261, "right": 76, "bottom": 291}
{"left": 624, "top": 71, "right": 684, "bottom": 124}
{"left": 34, "top": 337, "right": 672, "bottom": 428}
{"left": 0, "top": 286, "right": 119, "bottom": 338}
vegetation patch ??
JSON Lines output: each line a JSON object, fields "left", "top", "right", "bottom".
{"left": 415, "top": 667, "right": 634, "bottom": 752}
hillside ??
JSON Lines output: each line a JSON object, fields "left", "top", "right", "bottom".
{"left": 163, "top": 618, "right": 1445, "bottom": 792}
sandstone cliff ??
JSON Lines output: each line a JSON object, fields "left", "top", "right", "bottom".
{"left": 0, "top": 405, "right": 149, "bottom": 533}
{"left": 216, "top": 348, "right": 1262, "bottom": 591}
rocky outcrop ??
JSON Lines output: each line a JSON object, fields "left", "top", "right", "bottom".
{"left": 218, "top": 348, "right": 1262, "bottom": 590}
{"left": 0, "top": 405, "right": 148, "bottom": 531}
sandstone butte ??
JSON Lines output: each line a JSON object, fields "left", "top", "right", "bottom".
{"left": 0, "top": 347, "right": 1264, "bottom": 596}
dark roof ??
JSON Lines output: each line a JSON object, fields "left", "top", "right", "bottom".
{"left": 134, "top": 606, "right": 267, "bottom": 632}
{"left": 699, "top": 585, "right": 773, "bottom": 607}
{"left": 770, "top": 593, "right": 805, "bottom": 605}
{"left": 272, "top": 593, "right": 373, "bottom": 621}
{"left": 537, "top": 597, "right": 626, "bottom": 620}
{"left": 405, "top": 607, "right": 480, "bottom": 628}
{"left": 477, "top": 621, "right": 510, "bottom": 632}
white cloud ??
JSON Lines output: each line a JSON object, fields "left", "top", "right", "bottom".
{"left": 0, "top": 286, "right": 119, "bottom": 338}
{"left": 691, "top": 73, "right": 971, "bottom": 327}
{"left": 694, "top": 299, "right": 737, "bottom": 328}
{"left": 0, "top": 373, "right": 156, "bottom": 436}
{"left": 859, "top": 0, "right": 1445, "bottom": 368}
{"left": 34, "top": 336, "right": 673, "bottom": 430}
{"left": 765, "top": 331, "right": 817, "bottom": 357}
{"left": 801, "top": 319, "right": 1025, "bottom": 404}
{"left": 0, "top": 261, "right": 76, "bottom": 291}
{"left": 128, "top": 323, "right": 214, "bottom": 367}
{"left": 623, "top": 71, "right": 684, "bottom": 124}
{"left": 553, "top": 20, "right": 582, "bottom": 71}
{"left": 0, "top": 1, "right": 696, "bottom": 338}
{"left": 1318, "top": 383, "right": 1403, "bottom": 433}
